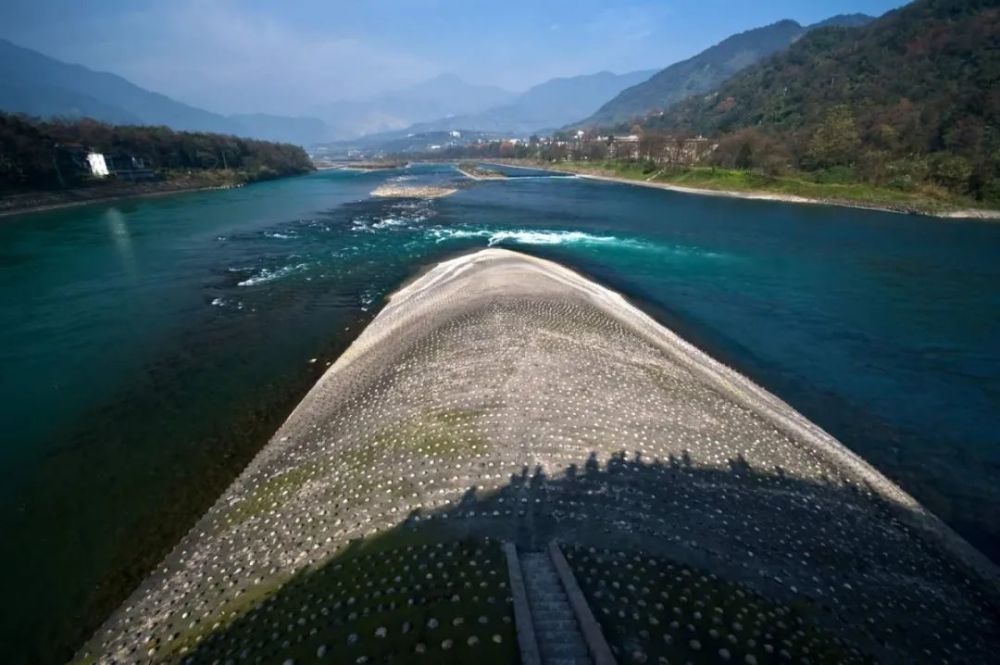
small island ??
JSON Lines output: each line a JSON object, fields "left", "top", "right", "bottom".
{"left": 370, "top": 183, "right": 458, "bottom": 198}
{"left": 338, "top": 159, "right": 409, "bottom": 171}
{"left": 455, "top": 163, "right": 508, "bottom": 180}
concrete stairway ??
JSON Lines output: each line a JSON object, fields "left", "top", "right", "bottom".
{"left": 520, "top": 551, "right": 592, "bottom": 665}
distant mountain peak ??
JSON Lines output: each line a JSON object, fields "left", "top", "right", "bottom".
{"left": 346, "top": 68, "right": 660, "bottom": 142}
{"left": 572, "top": 18, "right": 815, "bottom": 128}
{"left": 567, "top": 12, "right": 877, "bottom": 130}
{"left": 421, "top": 72, "right": 467, "bottom": 85}
{"left": 808, "top": 13, "right": 875, "bottom": 30}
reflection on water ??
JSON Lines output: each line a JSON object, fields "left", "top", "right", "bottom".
{"left": 104, "top": 207, "right": 137, "bottom": 279}
{"left": 0, "top": 163, "right": 998, "bottom": 664}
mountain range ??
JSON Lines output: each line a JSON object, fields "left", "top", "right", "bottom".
{"left": 0, "top": 12, "right": 879, "bottom": 149}
{"left": 312, "top": 74, "right": 515, "bottom": 140}
{"left": 395, "top": 69, "right": 658, "bottom": 136}
{"left": 0, "top": 40, "right": 521, "bottom": 145}
{"left": 0, "top": 38, "right": 326, "bottom": 144}
{"left": 641, "top": 0, "right": 998, "bottom": 203}
{"left": 0, "top": 37, "right": 642, "bottom": 145}
{"left": 334, "top": 12, "right": 877, "bottom": 151}
{"left": 575, "top": 14, "right": 875, "bottom": 129}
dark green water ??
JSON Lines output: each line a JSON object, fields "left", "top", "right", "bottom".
{"left": 1, "top": 163, "right": 998, "bottom": 663}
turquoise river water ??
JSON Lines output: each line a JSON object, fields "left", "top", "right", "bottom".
{"left": 1, "top": 163, "right": 998, "bottom": 663}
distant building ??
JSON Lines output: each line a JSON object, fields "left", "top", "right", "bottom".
{"left": 106, "top": 154, "right": 158, "bottom": 182}
{"left": 86, "top": 152, "right": 109, "bottom": 177}
{"left": 608, "top": 135, "right": 640, "bottom": 160}
{"left": 675, "top": 135, "right": 716, "bottom": 164}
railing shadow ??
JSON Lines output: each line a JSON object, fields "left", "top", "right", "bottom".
{"left": 141, "top": 449, "right": 1000, "bottom": 664}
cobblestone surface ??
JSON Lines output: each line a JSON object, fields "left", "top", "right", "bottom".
{"left": 77, "top": 249, "right": 999, "bottom": 664}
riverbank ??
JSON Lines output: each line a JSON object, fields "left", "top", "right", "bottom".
{"left": 0, "top": 182, "right": 235, "bottom": 219}
{"left": 494, "top": 159, "right": 1000, "bottom": 220}
{"left": 0, "top": 169, "right": 310, "bottom": 219}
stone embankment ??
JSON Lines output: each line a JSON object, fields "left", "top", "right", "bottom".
{"left": 76, "top": 248, "right": 999, "bottom": 664}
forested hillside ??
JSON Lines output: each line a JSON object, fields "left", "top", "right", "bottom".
{"left": 0, "top": 113, "right": 314, "bottom": 193}
{"left": 642, "top": 0, "right": 1000, "bottom": 204}
{"left": 577, "top": 15, "right": 873, "bottom": 128}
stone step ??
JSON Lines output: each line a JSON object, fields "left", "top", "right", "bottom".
{"left": 537, "top": 629, "right": 586, "bottom": 641}
{"left": 543, "top": 641, "right": 589, "bottom": 655}
{"left": 519, "top": 550, "right": 592, "bottom": 665}
{"left": 534, "top": 619, "right": 576, "bottom": 632}
{"left": 535, "top": 609, "right": 574, "bottom": 618}
{"left": 535, "top": 611, "right": 576, "bottom": 620}
{"left": 533, "top": 601, "right": 576, "bottom": 613}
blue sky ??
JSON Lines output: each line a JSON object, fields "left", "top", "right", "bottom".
{"left": 1, "top": 0, "right": 908, "bottom": 115}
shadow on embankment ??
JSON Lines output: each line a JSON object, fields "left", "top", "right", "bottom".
{"left": 114, "top": 449, "right": 1000, "bottom": 665}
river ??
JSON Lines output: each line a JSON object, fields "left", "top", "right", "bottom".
{"left": 1, "top": 163, "right": 998, "bottom": 663}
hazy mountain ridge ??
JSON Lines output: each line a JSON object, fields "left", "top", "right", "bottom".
{"left": 312, "top": 74, "right": 515, "bottom": 140}
{"left": 576, "top": 14, "right": 875, "bottom": 128}
{"left": 0, "top": 13, "right": 884, "bottom": 149}
{"left": 0, "top": 39, "right": 327, "bottom": 144}
{"left": 229, "top": 114, "right": 330, "bottom": 146}
{"left": 395, "top": 69, "right": 658, "bottom": 136}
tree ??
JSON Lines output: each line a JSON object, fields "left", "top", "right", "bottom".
{"left": 929, "top": 153, "right": 973, "bottom": 192}
{"left": 638, "top": 133, "right": 668, "bottom": 163}
{"left": 735, "top": 142, "right": 754, "bottom": 171}
{"left": 581, "top": 140, "right": 609, "bottom": 161}
{"left": 805, "top": 105, "right": 861, "bottom": 169}
{"left": 710, "top": 128, "right": 788, "bottom": 175}
{"left": 0, "top": 112, "right": 313, "bottom": 193}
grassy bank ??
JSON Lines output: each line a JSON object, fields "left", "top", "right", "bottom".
{"left": 512, "top": 160, "right": 1000, "bottom": 219}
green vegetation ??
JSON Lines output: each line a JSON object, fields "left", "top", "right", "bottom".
{"left": 457, "top": 163, "right": 507, "bottom": 179}
{"left": 637, "top": 0, "right": 1000, "bottom": 208}
{"left": 374, "top": 408, "right": 488, "bottom": 459}
{"left": 225, "top": 408, "right": 489, "bottom": 526}
{"left": 0, "top": 112, "right": 314, "bottom": 195}
{"left": 131, "top": 533, "right": 516, "bottom": 665}
{"left": 546, "top": 160, "right": 988, "bottom": 215}
{"left": 226, "top": 463, "right": 327, "bottom": 525}
{"left": 580, "top": 18, "right": 861, "bottom": 127}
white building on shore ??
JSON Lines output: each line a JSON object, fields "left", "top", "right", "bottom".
{"left": 86, "top": 152, "right": 110, "bottom": 177}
